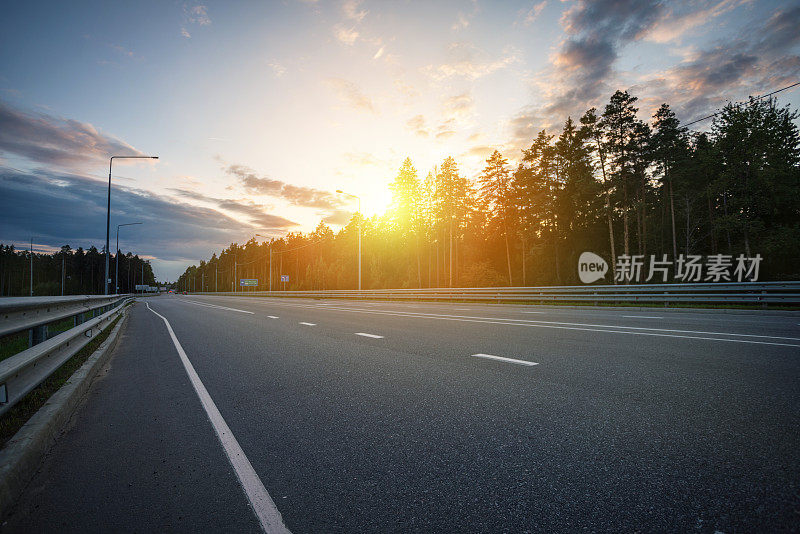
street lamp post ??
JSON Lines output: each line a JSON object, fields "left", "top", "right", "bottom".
{"left": 116, "top": 222, "right": 142, "bottom": 294}
{"left": 29, "top": 237, "right": 33, "bottom": 296}
{"left": 105, "top": 155, "right": 158, "bottom": 295}
{"left": 336, "top": 190, "right": 362, "bottom": 291}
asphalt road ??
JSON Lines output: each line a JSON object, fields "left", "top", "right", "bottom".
{"left": 3, "top": 295, "right": 799, "bottom": 533}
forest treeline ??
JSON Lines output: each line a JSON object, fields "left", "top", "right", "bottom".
{"left": 178, "top": 90, "right": 800, "bottom": 291}
{"left": 0, "top": 244, "right": 156, "bottom": 296}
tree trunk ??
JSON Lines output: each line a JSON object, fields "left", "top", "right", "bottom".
{"left": 641, "top": 173, "right": 647, "bottom": 256}
{"left": 449, "top": 219, "right": 453, "bottom": 288}
{"left": 636, "top": 187, "right": 642, "bottom": 255}
{"left": 707, "top": 190, "right": 717, "bottom": 254}
{"left": 669, "top": 173, "right": 677, "bottom": 260}
{"left": 744, "top": 226, "right": 751, "bottom": 257}
{"left": 504, "top": 220, "right": 513, "bottom": 286}
{"left": 606, "top": 192, "right": 616, "bottom": 284}
{"left": 415, "top": 230, "right": 422, "bottom": 288}
{"left": 722, "top": 192, "right": 732, "bottom": 253}
{"left": 685, "top": 196, "right": 691, "bottom": 255}
{"left": 521, "top": 234, "right": 527, "bottom": 286}
{"left": 554, "top": 231, "right": 561, "bottom": 284}
{"left": 623, "top": 180, "right": 630, "bottom": 256}
{"left": 454, "top": 231, "right": 459, "bottom": 287}
{"left": 595, "top": 133, "right": 616, "bottom": 283}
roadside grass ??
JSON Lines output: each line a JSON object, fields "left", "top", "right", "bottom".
{"left": 47, "top": 317, "right": 76, "bottom": 337}
{"left": 0, "top": 333, "right": 28, "bottom": 363}
{"left": 0, "top": 315, "right": 122, "bottom": 449}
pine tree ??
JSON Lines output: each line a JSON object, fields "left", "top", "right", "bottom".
{"left": 479, "top": 150, "right": 516, "bottom": 285}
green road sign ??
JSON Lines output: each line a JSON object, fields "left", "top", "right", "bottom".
{"left": 239, "top": 279, "right": 258, "bottom": 286}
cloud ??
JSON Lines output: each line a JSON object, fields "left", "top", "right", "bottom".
{"left": 334, "top": 26, "right": 359, "bottom": 45}
{"left": 343, "top": 151, "right": 382, "bottom": 166}
{"left": 506, "top": 106, "right": 548, "bottom": 149}
{"left": 644, "top": 0, "right": 746, "bottom": 44}
{"left": 325, "top": 78, "right": 377, "bottom": 113}
{"left": 643, "top": 4, "right": 800, "bottom": 122}
{"left": 321, "top": 208, "right": 354, "bottom": 226}
{"left": 0, "top": 99, "right": 146, "bottom": 168}
{"left": 0, "top": 167, "right": 258, "bottom": 279}
{"left": 443, "top": 92, "right": 475, "bottom": 121}
{"left": 268, "top": 61, "right": 287, "bottom": 77}
{"left": 424, "top": 42, "right": 518, "bottom": 80}
{"left": 560, "top": 0, "right": 662, "bottom": 41}
{"left": 451, "top": 0, "right": 478, "bottom": 31}
{"left": 226, "top": 164, "right": 345, "bottom": 210}
{"left": 433, "top": 118, "right": 458, "bottom": 140}
{"left": 452, "top": 13, "right": 470, "bottom": 31}
{"left": 517, "top": 1, "right": 547, "bottom": 27}
{"left": 395, "top": 80, "right": 418, "bottom": 98}
{"left": 512, "top": 0, "right": 798, "bottom": 133}
{"left": 464, "top": 145, "right": 497, "bottom": 159}
{"left": 406, "top": 114, "right": 429, "bottom": 137}
{"left": 538, "top": 0, "right": 663, "bottom": 117}
{"left": 110, "top": 44, "right": 138, "bottom": 60}
{"left": 343, "top": 0, "right": 367, "bottom": 22}
{"left": 187, "top": 5, "right": 211, "bottom": 25}
{"left": 182, "top": 4, "right": 211, "bottom": 38}
{"left": 757, "top": 4, "right": 800, "bottom": 55}
{"left": 169, "top": 189, "right": 299, "bottom": 229}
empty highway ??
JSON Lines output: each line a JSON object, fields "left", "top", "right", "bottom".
{"left": 3, "top": 295, "right": 799, "bottom": 533}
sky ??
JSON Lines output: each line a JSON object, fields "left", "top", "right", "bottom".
{"left": 1, "top": 0, "right": 798, "bottom": 281}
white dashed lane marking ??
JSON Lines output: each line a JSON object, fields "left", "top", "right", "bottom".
{"left": 472, "top": 353, "right": 539, "bottom": 366}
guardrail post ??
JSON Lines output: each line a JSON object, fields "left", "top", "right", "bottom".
{"left": 29, "top": 325, "right": 48, "bottom": 348}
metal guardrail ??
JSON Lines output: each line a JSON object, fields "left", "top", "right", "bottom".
{"left": 0, "top": 295, "right": 133, "bottom": 416}
{"left": 189, "top": 281, "right": 800, "bottom": 305}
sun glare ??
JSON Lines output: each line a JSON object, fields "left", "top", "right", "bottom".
{"left": 361, "top": 178, "right": 394, "bottom": 218}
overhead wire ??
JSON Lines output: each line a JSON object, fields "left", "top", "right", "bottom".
{"left": 683, "top": 81, "right": 800, "bottom": 128}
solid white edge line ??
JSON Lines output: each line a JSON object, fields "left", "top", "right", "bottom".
{"left": 299, "top": 322, "right": 316, "bottom": 326}
{"left": 622, "top": 315, "right": 662, "bottom": 319}
{"left": 145, "top": 302, "right": 290, "bottom": 534}
{"left": 355, "top": 332, "right": 384, "bottom": 339}
{"left": 472, "top": 353, "right": 539, "bottom": 366}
